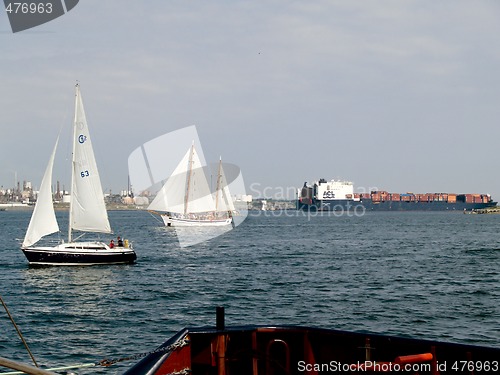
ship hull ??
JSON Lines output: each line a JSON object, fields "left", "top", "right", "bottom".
{"left": 298, "top": 199, "right": 497, "bottom": 212}
{"left": 161, "top": 214, "right": 233, "bottom": 227}
{"left": 21, "top": 242, "right": 136, "bottom": 266}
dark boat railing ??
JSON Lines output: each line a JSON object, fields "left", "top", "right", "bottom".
{"left": 124, "top": 307, "right": 500, "bottom": 374}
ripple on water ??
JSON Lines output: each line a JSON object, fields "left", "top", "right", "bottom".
{"left": 0, "top": 210, "right": 499, "bottom": 374}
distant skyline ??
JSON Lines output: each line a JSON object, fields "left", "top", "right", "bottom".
{"left": 2, "top": 1, "right": 500, "bottom": 200}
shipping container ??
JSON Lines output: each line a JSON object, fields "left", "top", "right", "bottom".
{"left": 347, "top": 190, "right": 492, "bottom": 204}
{"left": 473, "top": 196, "right": 484, "bottom": 203}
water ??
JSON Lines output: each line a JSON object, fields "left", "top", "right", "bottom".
{"left": 0, "top": 209, "right": 499, "bottom": 374}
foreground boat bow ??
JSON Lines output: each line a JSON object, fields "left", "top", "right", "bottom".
{"left": 125, "top": 310, "right": 499, "bottom": 374}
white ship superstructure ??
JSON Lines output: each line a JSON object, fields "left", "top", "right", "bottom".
{"left": 315, "top": 178, "right": 355, "bottom": 200}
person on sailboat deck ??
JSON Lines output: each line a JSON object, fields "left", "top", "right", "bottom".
{"left": 109, "top": 239, "right": 115, "bottom": 248}
{"left": 117, "top": 236, "right": 124, "bottom": 247}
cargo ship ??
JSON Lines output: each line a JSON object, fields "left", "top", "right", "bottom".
{"left": 298, "top": 179, "right": 497, "bottom": 211}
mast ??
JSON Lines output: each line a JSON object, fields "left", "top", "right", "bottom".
{"left": 215, "top": 156, "right": 222, "bottom": 211}
{"left": 184, "top": 142, "right": 195, "bottom": 215}
{"left": 68, "top": 83, "right": 79, "bottom": 243}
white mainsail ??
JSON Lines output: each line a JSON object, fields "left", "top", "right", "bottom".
{"left": 186, "top": 145, "right": 216, "bottom": 214}
{"left": 148, "top": 146, "right": 191, "bottom": 214}
{"left": 148, "top": 143, "right": 216, "bottom": 214}
{"left": 22, "top": 137, "right": 60, "bottom": 247}
{"left": 69, "top": 85, "right": 111, "bottom": 239}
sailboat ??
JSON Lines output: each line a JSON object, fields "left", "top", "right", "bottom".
{"left": 148, "top": 142, "right": 234, "bottom": 227}
{"left": 21, "top": 84, "right": 136, "bottom": 266}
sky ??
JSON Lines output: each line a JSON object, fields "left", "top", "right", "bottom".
{"left": 1, "top": 0, "right": 500, "bottom": 200}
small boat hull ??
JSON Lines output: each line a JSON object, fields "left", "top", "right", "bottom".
{"left": 21, "top": 241, "right": 136, "bottom": 266}
{"left": 161, "top": 214, "right": 232, "bottom": 227}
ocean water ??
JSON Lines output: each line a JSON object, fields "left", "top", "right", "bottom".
{"left": 0, "top": 209, "right": 499, "bottom": 374}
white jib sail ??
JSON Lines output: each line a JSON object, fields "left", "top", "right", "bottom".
{"left": 148, "top": 144, "right": 215, "bottom": 214}
{"left": 69, "top": 85, "right": 112, "bottom": 234}
{"left": 22, "top": 137, "right": 60, "bottom": 247}
{"left": 148, "top": 146, "right": 192, "bottom": 214}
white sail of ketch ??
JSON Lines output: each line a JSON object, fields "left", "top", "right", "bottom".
{"left": 149, "top": 142, "right": 233, "bottom": 227}
{"left": 214, "top": 157, "right": 236, "bottom": 214}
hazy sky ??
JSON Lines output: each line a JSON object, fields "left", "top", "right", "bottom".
{"left": 1, "top": 1, "right": 500, "bottom": 200}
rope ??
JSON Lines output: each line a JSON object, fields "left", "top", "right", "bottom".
{"left": 148, "top": 210, "right": 165, "bottom": 224}
{"left": 0, "top": 294, "right": 39, "bottom": 367}
{"left": 166, "top": 369, "right": 191, "bottom": 375}
{"left": 97, "top": 336, "right": 190, "bottom": 367}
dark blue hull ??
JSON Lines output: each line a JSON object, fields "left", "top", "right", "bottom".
{"left": 298, "top": 199, "right": 497, "bottom": 212}
{"left": 21, "top": 248, "right": 137, "bottom": 266}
